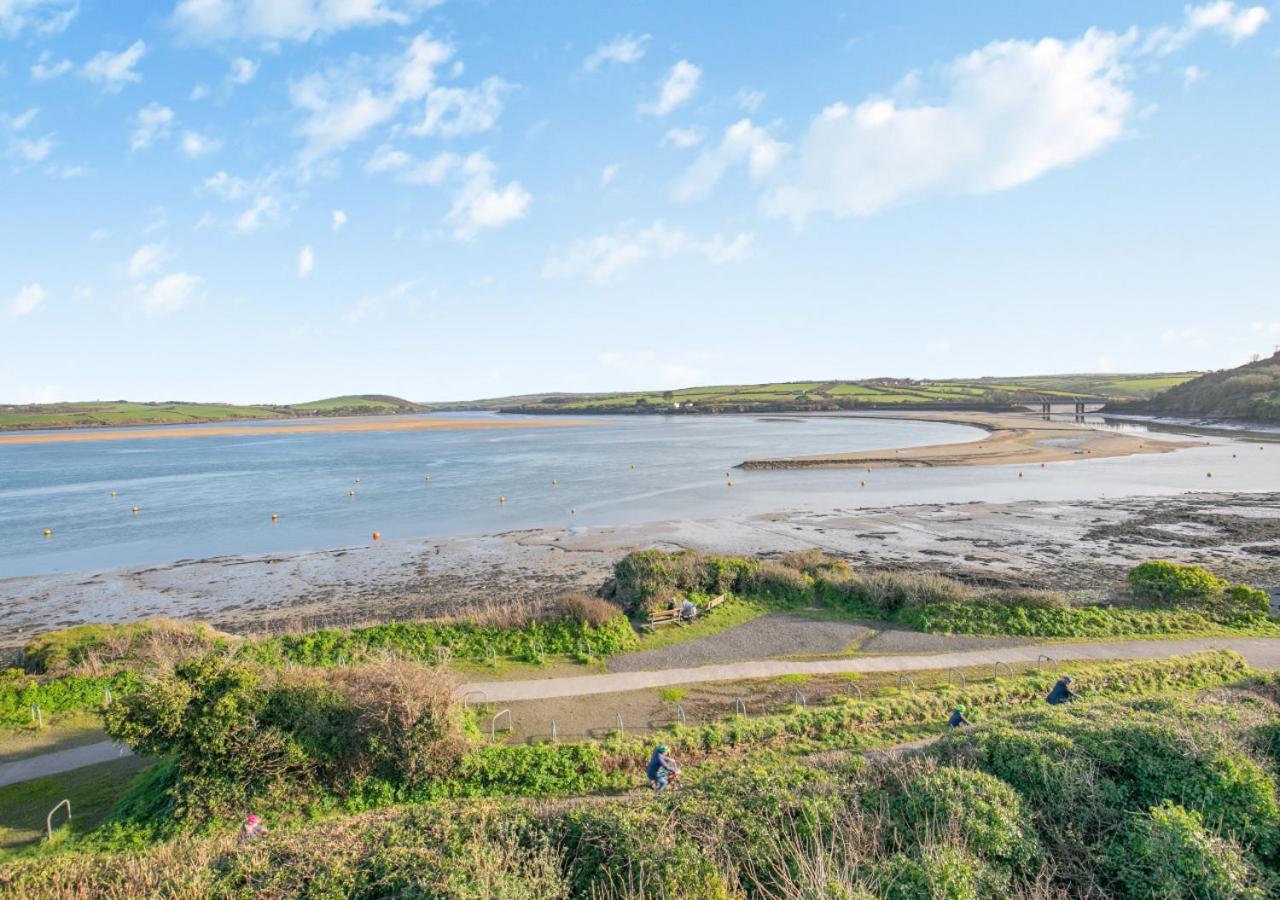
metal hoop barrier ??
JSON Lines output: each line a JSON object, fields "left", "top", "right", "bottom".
{"left": 734, "top": 698, "right": 747, "bottom": 716}
{"left": 31, "top": 705, "right": 43, "bottom": 727}
{"left": 896, "top": 674, "right": 917, "bottom": 693}
{"left": 103, "top": 688, "right": 113, "bottom": 705}
{"left": 529, "top": 642, "right": 545, "bottom": 662}
{"left": 993, "top": 661, "right": 1014, "bottom": 680}
{"left": 550, "top": 720, "right": 558, "bottom": 743}
{"left": 615, "top": 712, "right": 624, "bottom": 738}
{"left": 947, "top": 668, "right": 967, "bottom": 689}
{"left": 462, "top": 690, "right": 488, "bottom": 710}
{"left": 1036, "top": 654, "right": 1058, "bottom": 675}
{"left": 490, "top": 709, "right": 512, "bottom": 739}
{"left": 578, "top": 638, "right": 592, "bottom": 658}
{"left": 485, "top": 646, "right": 498, "bottom": 665}
{"left": 794, "top": 689, "right": 807, "bottom": 709}
{"left": 675, "top": 704, "right": 687, "bottom": 727}
{"left": 847, "top": 683, "right": 863, "bottom": 701}
{"left": 46, "top": 800, "right": 71, "bottom": 840}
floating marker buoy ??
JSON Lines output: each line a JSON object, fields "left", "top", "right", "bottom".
{"left": 727, "top": 480, "right": 733, "bottom": 487}
{"left": 1018, "top": 472, "right": 1023, "bottom": 478}
{"left": 425, "top": 475, "right": 431, "bottom": 481}
{"left": 570, "top": 508, "right": 576, "bottom": 515}
{"left": 372, "top": 531, "right": 380, "bottom": 541}
{"left": 348, "top": 490, "right": 356, "bottom": 497}
{"left": 629, "top": 464, "right": 635, "bottom": 470}
{"left": 109, "top": 491, "right": 118, "bottom": 497}
{"left": 42, "top": 528, "right": 52, "bottom": 537}
{"left": 271, "top": 513, "right": 279, "bottom": 521}
{"left": 860, "top": 480, "right": 866, "bottom": 487}
{"left": 1207, "top": 472, "right": 1212, "bottom": 478}
{"left": 499, "top": 495, "right": 505, "bottom": 504}
{"left": 551, "top": 479, "right": 557, "bottom": 486}
{"left": 355, "top": 478, "right": 361, "bottom": 483}
{"left": 131, "top": 506, "right": 139, "bottom": 513}
{"left": 1040, "top": 463, "right": 1045, "bottom": 468}
{"left": 1232, "top": 454, "right": 1237, "bottom": 458}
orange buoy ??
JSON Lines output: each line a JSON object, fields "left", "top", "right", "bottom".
{"left": 42, "top": 528, "right": 52, "bottom": 537}
{"left": 372, "top": 531, "right": 381, "bottom": 540}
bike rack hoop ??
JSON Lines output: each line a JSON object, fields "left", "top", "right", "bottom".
{"left": 490, "top": 708, "right": 512, "bottom": 739}
{"left": 1036, "top": 654, "right": 1059, "bottom": 675}
{"left": 46, "top": 799, "right": 71, "bottom": 840}
{"left": 896, "top": 674, "right": 916, "bottom": 693}
{"left": 993, "top": 661, "right": 1014, "bottom": 680}
{"left": 947, "top": 668, "right": 967, "bottom": 688}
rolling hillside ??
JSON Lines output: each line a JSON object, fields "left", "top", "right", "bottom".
{"left": 1150, "top": 352, "right": 1280, "bottom": 422}
{"left": 0, "top": 395, "right": 428, "bottom": 431}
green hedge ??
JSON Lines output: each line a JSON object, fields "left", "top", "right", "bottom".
{"left": 0, "top": 671, "right": 140, "bottom": 727}
{"left": 894, "top": 601, "right": 1280, "bottom": 639}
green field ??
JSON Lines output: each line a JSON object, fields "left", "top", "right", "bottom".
{"left": 0, "top": 395, "right": 428, "bottom": 431}
{"left": 441, "top": 371, "right": 1202, "bottom": 414}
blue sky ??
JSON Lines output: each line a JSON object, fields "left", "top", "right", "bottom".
{"left": 2, "top": 1, "right": 1278, "bottom": 404}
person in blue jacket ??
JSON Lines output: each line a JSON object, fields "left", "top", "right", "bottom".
{"left": 647, "top": 743, "right": 680, "bottom": 793}
{"left": 948, "top": 704, "right": 972, "bottom": 728}
{"left": 1046, "top": 675, "right": 1078, "bottom": 705}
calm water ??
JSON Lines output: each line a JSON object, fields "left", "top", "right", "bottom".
{"left": 0, "top": 413, "right": 978, "bottom": 577}
{"left": 3, "top": 412, "right": 1278, "bottom": 579}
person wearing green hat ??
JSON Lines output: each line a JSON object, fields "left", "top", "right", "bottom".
{"left": 646, "top": 743, "right": 680, "bottom": 793}
{"left": 948, "top": 704, "right": 972, "bottom": 728}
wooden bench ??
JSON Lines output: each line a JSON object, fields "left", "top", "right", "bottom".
{"left": 641, "top": 595, "right": 727, "bottom": 631}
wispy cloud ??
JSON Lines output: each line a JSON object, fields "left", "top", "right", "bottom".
{"left": 583, "top": 33, "right": 651, "bottom": 72}
{"left": 640, "top": 61, "right": 701, "bottom": 116}
{"left": 82, "top": 40, "right": 146, "bottom": 93}
{"left": 543, "top": 220, "right": 752, "bottom": 284}
{"left": 6, "top": 283, "right": 46, "bottom": 317}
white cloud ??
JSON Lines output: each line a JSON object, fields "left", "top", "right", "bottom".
{"left": 30, "top": 51, "right": 72, "bottom": 82}
{"left": 297, "top": 245, "right": 314, "bottom": 278}
{"left": 7, "top": 283, "right": 46, "bottom": 316}
{"left": 138, "top": 272, "right": 201, "bottom": 316}
{"left": 228, "top": 56, "right": 258, "bottom": 86}
{"left": 202, "top": 170, "right": 251, "bottom": 200}
{"left": 172, "top": 0, "right": 440, "bottom": 42}
{"left": 234, "top": 194, "right": 281, "bottom": 233}
{"left": 662, "top": 126, "right": 706, "bottom": 148}
{"left": 126, "top": 243, "right": 167, "bottom": 279}
{"left": 411, "top": 76, "right": 509, "bottom": 138}
{"left": 189, "top": 83, "right": 210, "bottom": 101}
{"left": 199, "top": 169, "right": 289, "bottom": 233}
{"left": 764, "top": 29, "right": 1133, "bottom": 224}
{"left": 0, "top": 0, "right": 76, "bottom": 37}
{"left": 673, "top": 118, "right": 788, "bottom": 202}
{"left": 1146, "top": 2, "right": 1270, "bottom": 54}
{"left": 331, "top": 209, "right": 348, "bottom": 231}
{"left": 1183, "top": 64, "right": 1205, "bottom": 88}
{"left": 543, "top": 219, "right": 753, "bottom": 285}
{"left": 8, "top": 133, "right": 54, "bottom": 163}
{"left": 447, "top": 152, "right": 531, "bottom": 239}
{"left": 1, "top": 107, "right": 38, "bottom": 131}
{"left": 82, "top": 40, "right": 146, "bottom": 93}
{"left": 129, "top": 103, "right": 174, "bottom": 150}
{"left": 341, "top": 279, "right": 427, "bottom": 325}
{"left": 733, "top": 87, "right": 765, "bottom": 113}
{"left": 181, "top": 130, "right": 221, "bottom": 157}
{"left": 600, "top": 162, "right": 621, "bottom": 187}
{"left": 641, "top": 60, "right": 701, "bottom": 116}
{"left": 583, "top": 33, "right": 650, "bottom": 72}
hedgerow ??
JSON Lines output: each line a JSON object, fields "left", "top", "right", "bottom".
{"left": 0, "top": 670, "right": 139, "bottom": 728}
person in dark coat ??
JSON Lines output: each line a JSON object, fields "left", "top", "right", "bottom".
{"left": 646, "top": 743, "right": 680, "bottom": 792}
{"left": 948, "top": 704, "right": 972, "bottom": 728}
{"left": 1046, "top": 675, "right": 1078, "bottom": 705}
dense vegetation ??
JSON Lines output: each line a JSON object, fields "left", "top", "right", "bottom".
{"left": 439, "top": 372, "right": 1200, "bottom": 414}
{"left": 1150, "top": 350, "right": 1280, "bottom": 422}
{"left": 0, "top": 395, "right": 428, "bottom": 431}
{"left": 2, "top": 651, "right": 1278, "bottom": 898}
{"left": 609, "top": 549, "right": 1278, "bottom": 639}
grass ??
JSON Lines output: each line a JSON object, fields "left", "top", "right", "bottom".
{"left": 659, "top": 688, "right": 686, "bottom": 703}
{"left": 628, "top": 596, "right": 772, "bottom": 653}
{"left": 0, "top": 713, "right": 105, "bottom": 764}
{"left": 0, "top": 755, "right": 153, "bottom": 850}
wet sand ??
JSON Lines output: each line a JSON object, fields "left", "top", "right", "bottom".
{"left": 2, "top": 491, "right": 1277, "bottom": 660}
{"left": 738, "top": 411, "right": 1193, "bottom": 469}
{"left": 0, "top": 416, "right": 595, "bottom": 446}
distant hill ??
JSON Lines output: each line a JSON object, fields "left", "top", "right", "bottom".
{"left": 1149, "top": 352, "right": 1280, "bottom": 422}
{"left": 0, "top": 395, "right": 428, "bottom": 432}
{"left": 437, "top": 372, "right": 1201, "bottom": 415}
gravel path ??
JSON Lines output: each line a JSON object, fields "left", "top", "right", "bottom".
{"left": 469, "top": 637, "right": 1280, "bottom": 703}
{"left": 608, "top": 613, "right": 876, "bottom": 672}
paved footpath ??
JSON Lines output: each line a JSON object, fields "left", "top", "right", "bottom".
{"left": 465, "top": 637, "right": 1280, "bottom": 703}
{"left": 0, "top": 740, "right": 132, "bottom": 788}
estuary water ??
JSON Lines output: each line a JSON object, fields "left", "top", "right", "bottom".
{"left": 2, "top": 411, "right": 1277, "bottom": 579}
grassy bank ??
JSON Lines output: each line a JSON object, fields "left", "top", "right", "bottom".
{"left": 1, "top": 651, "right": 1276, "bottom": 897}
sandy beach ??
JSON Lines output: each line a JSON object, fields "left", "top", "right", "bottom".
{"left": 0, "top": 416, "right": 596, "bottom": 446}
{"left": 738, "top": 411, "right": 1194, "bottom": 469}
{"left": 3, "top": 489, "right": 1277, "bottom": 660}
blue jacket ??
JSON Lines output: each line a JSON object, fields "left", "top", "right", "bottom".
{"left": 647, "top": 749, "right": 675, "bottom": 780}
{"left": 1046, "top": 679, "right": 1076, "bottom": 705}
{"left": 948, "top": 710, "right": 970, "bottom": 727}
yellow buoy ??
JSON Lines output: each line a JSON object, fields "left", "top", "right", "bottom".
{"left": 348, "top": 490, "right": 356, "bottom": 497}
{"left": 42, "top": 528, "right": 52, "bottom": 537}
{"left": 499, "top": 495, "right": 505, "bottom": 504}
{"left": 551, "top": 479, "right": 557, "bottom": 486}
{"left": 109, "top": 491, "right": 118, "bottom": 497}
{"left": 727, "top": 480, "right": 733, "bottom": 487}
{"left": 271, "top": 513, "right": 279, "bottom": 521}
{"left": 131, "top": 506, "right": 139, "bottom": 513}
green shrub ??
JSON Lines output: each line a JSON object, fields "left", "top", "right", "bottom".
{"left": 747, "top": 562, "right": 813, "bottom": 604}
{"left": 873, "top": 846, "right": 1009, "bottom": 900}
{"left": 21, "top": 619, "right": 224, "bottom": 675}
{"left": 611, "top": 549, "right": 708, "bottom": 613}
{"left": 1128, "top": 561, "right": 1226, "bottom": 604}
{"left": 896, "top": 600, "right": 1280, "bottom": 639}
{"left": 890, "top": 766, "right": 1041, "bottom": 873}
{"left": 1105, "top": 802, "right": 1265, "bottom": 899}
{"left": 0, "top": 670, "right": 140, "bottom": 728}
{"left": 817, "top": 571, "right": 969, "bottom": 616}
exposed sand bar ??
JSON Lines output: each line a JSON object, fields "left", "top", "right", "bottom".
{"left": 738, "top": 411, "right": 1196, "bottom": 470}
{"left": 0, "top": 416, "right": 596, "bottom": 446}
